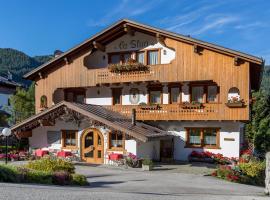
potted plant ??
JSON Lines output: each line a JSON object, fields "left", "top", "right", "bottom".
{"left": 142, "top": 158, "right": 154, "bottom": 171}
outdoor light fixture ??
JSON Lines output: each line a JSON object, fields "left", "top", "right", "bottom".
{"left": 1, "top": 128, "right": 11, "bottom": 164}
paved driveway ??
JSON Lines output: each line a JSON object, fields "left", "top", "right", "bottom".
{"left": 0, "top": 164, "right": 267, "bottom": 200}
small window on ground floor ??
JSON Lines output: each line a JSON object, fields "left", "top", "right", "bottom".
{"left": 109, "top": 131, "right": 124, "bottom": 150}
{"left": 62, "top": 130, "right": 77, "bottom": 148}
{"left": 186, "top": 128, "right": 219, "bottom": 148}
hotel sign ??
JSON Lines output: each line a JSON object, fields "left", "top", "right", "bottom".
{"left": 116, "top": 40, "right": 155, "bottom": 50}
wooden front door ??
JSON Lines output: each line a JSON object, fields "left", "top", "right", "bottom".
{"left": 81, "top": 129, "right": 104, "bottom": 164}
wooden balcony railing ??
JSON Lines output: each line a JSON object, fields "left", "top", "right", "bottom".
{"left": 96, "top": 64, "right": 171, "bottom": 84}
{"left": 105, "top": 103, "right": 221, "bottom": 121}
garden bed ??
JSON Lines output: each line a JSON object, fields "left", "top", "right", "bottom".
{"left": 0, "top": 157, "right": 88, "bottom": 186}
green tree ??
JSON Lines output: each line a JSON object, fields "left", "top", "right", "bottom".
{"left": 9, "top": 83, "right": 35, "bottom": 123}
{"left": 246, "top": 90, "right": 270, "bottom": 156}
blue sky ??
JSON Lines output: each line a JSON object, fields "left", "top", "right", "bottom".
{"left": 0, "top": 0, "right": 269, "bottom": 63}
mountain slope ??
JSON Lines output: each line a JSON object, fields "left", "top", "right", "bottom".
{"left": 0, "top": 48, "right": 52, "bottom": 85}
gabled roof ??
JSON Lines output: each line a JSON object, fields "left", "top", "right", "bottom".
{"left": 11, "top": 101, "right": 169, "bottom": 142}
{"left": 0, "top": 75, "right": 21, "bottom": 88}
{"left": 24, "top": 19, "right": 264, "bottom": 80}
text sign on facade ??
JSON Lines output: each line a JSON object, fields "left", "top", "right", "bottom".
{"left": 115, "top": 40, "right": 155, "bottom": 50}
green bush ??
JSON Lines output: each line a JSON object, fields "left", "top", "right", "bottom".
{"left": 0, "top": 164, "right": 19, "bottom": 183}
{"left": 239, "top": 160, "right": 265, "bottom": 186}
{"left": 72, "top": 174, "right": 88, "bottom": 186}
{"left": 26, "top": 157, "right": 75, "bottom": 173}
{"left": 26, "top": 169, "right": 52, "bottom": 184}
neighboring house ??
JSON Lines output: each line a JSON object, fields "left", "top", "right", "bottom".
{"left": 11, "top": 19, "right": 264, "bottom": 164}
{"left": 0, "top": 74, "right": 20, "bottom": 127}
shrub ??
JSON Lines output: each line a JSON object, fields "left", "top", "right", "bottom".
{"left": 26, "top": 157, "right": 75, "bottom": 173}
{"left": 72, "top": 174, "right": 88, "bottom": 186}
{"left": 142, "top": 158, "right": 153, "bottom": 166}
{"left": 239, "top": 160, "right": 265, "bottom": 186}
{"left": 26, "top": 169, "right": 52, "bottom": 184}
{"left": 52, "top": 171, "right": 71, "bottom": 185}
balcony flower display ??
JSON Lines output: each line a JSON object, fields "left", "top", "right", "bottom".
{"left": 108, "top": 59, "right": 149, "bottom": 73}
{"left": 181, "top": 101, "right": 203, "bottom": 109}
{"left": 226, "top": 96, "right": 245, "bottom": 108}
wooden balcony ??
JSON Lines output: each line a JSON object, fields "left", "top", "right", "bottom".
{"left": 105, "top": 103, "right": 221, "bottom": 121}
{"left": 96, "top": 64, "right": 171, "bottom": 84}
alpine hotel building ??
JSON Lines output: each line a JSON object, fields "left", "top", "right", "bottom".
{"left": 11, "top": 19, "right": 264, "bottom": 164}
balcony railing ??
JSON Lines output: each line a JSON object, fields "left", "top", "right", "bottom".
{"left": 105, "top": 103, "right": 221, "bottom": 121}
{"left": 96, "top": 64, "right": 171, "bottom": 84}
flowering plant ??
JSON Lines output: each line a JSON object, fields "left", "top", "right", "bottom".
{"left": 108, "top": 59, "right": 149, "bottom": 73}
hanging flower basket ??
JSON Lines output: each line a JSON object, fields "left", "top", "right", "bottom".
{"left": 108, "top": 59, "right": 149, "bottom": 73}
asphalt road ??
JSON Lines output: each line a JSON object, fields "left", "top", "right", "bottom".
{"left": 0, "top": 165, "right": 267, "bottom": 200}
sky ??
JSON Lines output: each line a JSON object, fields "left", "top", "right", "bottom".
{"left": 0, "top": 0, "right": 269, "bottom": 63}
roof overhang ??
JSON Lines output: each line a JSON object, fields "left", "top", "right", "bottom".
{"left": 24, "top": 19, "right": 264, "bottom": 80}
{"left": 11, "top": 101, "right": 169, "bottom": 142}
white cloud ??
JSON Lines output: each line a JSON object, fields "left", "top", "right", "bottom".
{"left": 192, "top": 16, "right": 239, "bottom": 35}
{"left": 235, "top": 22, "right": 267, "bottom": 30}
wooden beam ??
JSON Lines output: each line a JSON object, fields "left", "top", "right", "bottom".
{"left": 234, "top": 56, "right": 242, "bottom": 66}
{"left": 194, "top": 44, "right": 203, "bottom": 54}
{"left": 156, "top": 33, "right": 166, "bottom": 46}
{"left": 93, "top": 41, "right": 105, "bottom": 52}
{"left": 64, "top": 57, "right": 71, "bottom": 65}
{"left": 123, "top": 24, "right": 135, "bottom": 36}
{"left": 38, "top": 72, "right": 43, "bottom": 79}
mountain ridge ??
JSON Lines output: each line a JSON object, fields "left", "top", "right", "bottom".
{"left": 0, "top": 48, "right": 53, "bottom": 86}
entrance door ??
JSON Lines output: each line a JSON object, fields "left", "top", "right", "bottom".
{"left": 81, "top": 129, "right": 104, "bottom": 164}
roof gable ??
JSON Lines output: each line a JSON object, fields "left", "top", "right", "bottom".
{"left": 24, "top": 19, "right": 263, "bottom": 80}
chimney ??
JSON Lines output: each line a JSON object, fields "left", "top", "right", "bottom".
{"left": 131, "top": 108, "right": 136, "bottom": 126}
{"left": 54, "top": 50, "right": 63, "bottom": 58}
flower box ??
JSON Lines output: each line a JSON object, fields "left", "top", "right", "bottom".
{"left": 140, "top": 105, "right": 162, "bottom": 110}
{"left": 225, "top": 102, "right": 244, "bottom": 108}
{"left": 181, "top": 102, "right": 203, "bottom": 109}
{"left": 108, "top": 59, "right": 149, "bottom": 73}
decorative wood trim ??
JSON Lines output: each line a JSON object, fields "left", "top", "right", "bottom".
{"left": 93, "top": 41, "right": 105, "bottom": 52}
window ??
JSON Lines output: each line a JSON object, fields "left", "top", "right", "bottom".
{"left": 109, "top": 131, "right": 124, "bottom": 149}
{"left": 64, "top": 89, "right": 85, "bottom": 104}
{"left": 191, "top": 86, "right": 204, "bottom": 103}
{"left": 109, "top": 53, "right": 132, "bottom": 64}
{"left": 170, "top": 87, "right": 180, "bottom": 104}
{"left": 147, "top": 50, "right": 159, "bottom": 65}
{"left": 62, "top": 130, "right": 77, "bottom": 148}
{"left": 207, "top": 86, "right": 218, "bottom": 102}
{"left": 110, "top": 54, "right": 121, "bottom": 64}
{"left": 112, "top": 88, "right": 122, "bottom": 105}
{"left": 137, "top": 52, "right": 145, "bottom": 64}
{"left": 228, "top": 87, "right": 240, "bottom": 102}
{"left": 149, "top": 90, "right": 162, "bottom": 104}
{"left": 186, "top": 128, "right": 219, "bottom": 148}
{"left": 40, "top": 95, "right": 48, "bottom": 108}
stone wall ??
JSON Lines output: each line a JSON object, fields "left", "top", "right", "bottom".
{"left": 265, "top": 152, "right": 270, "bottom": 195}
